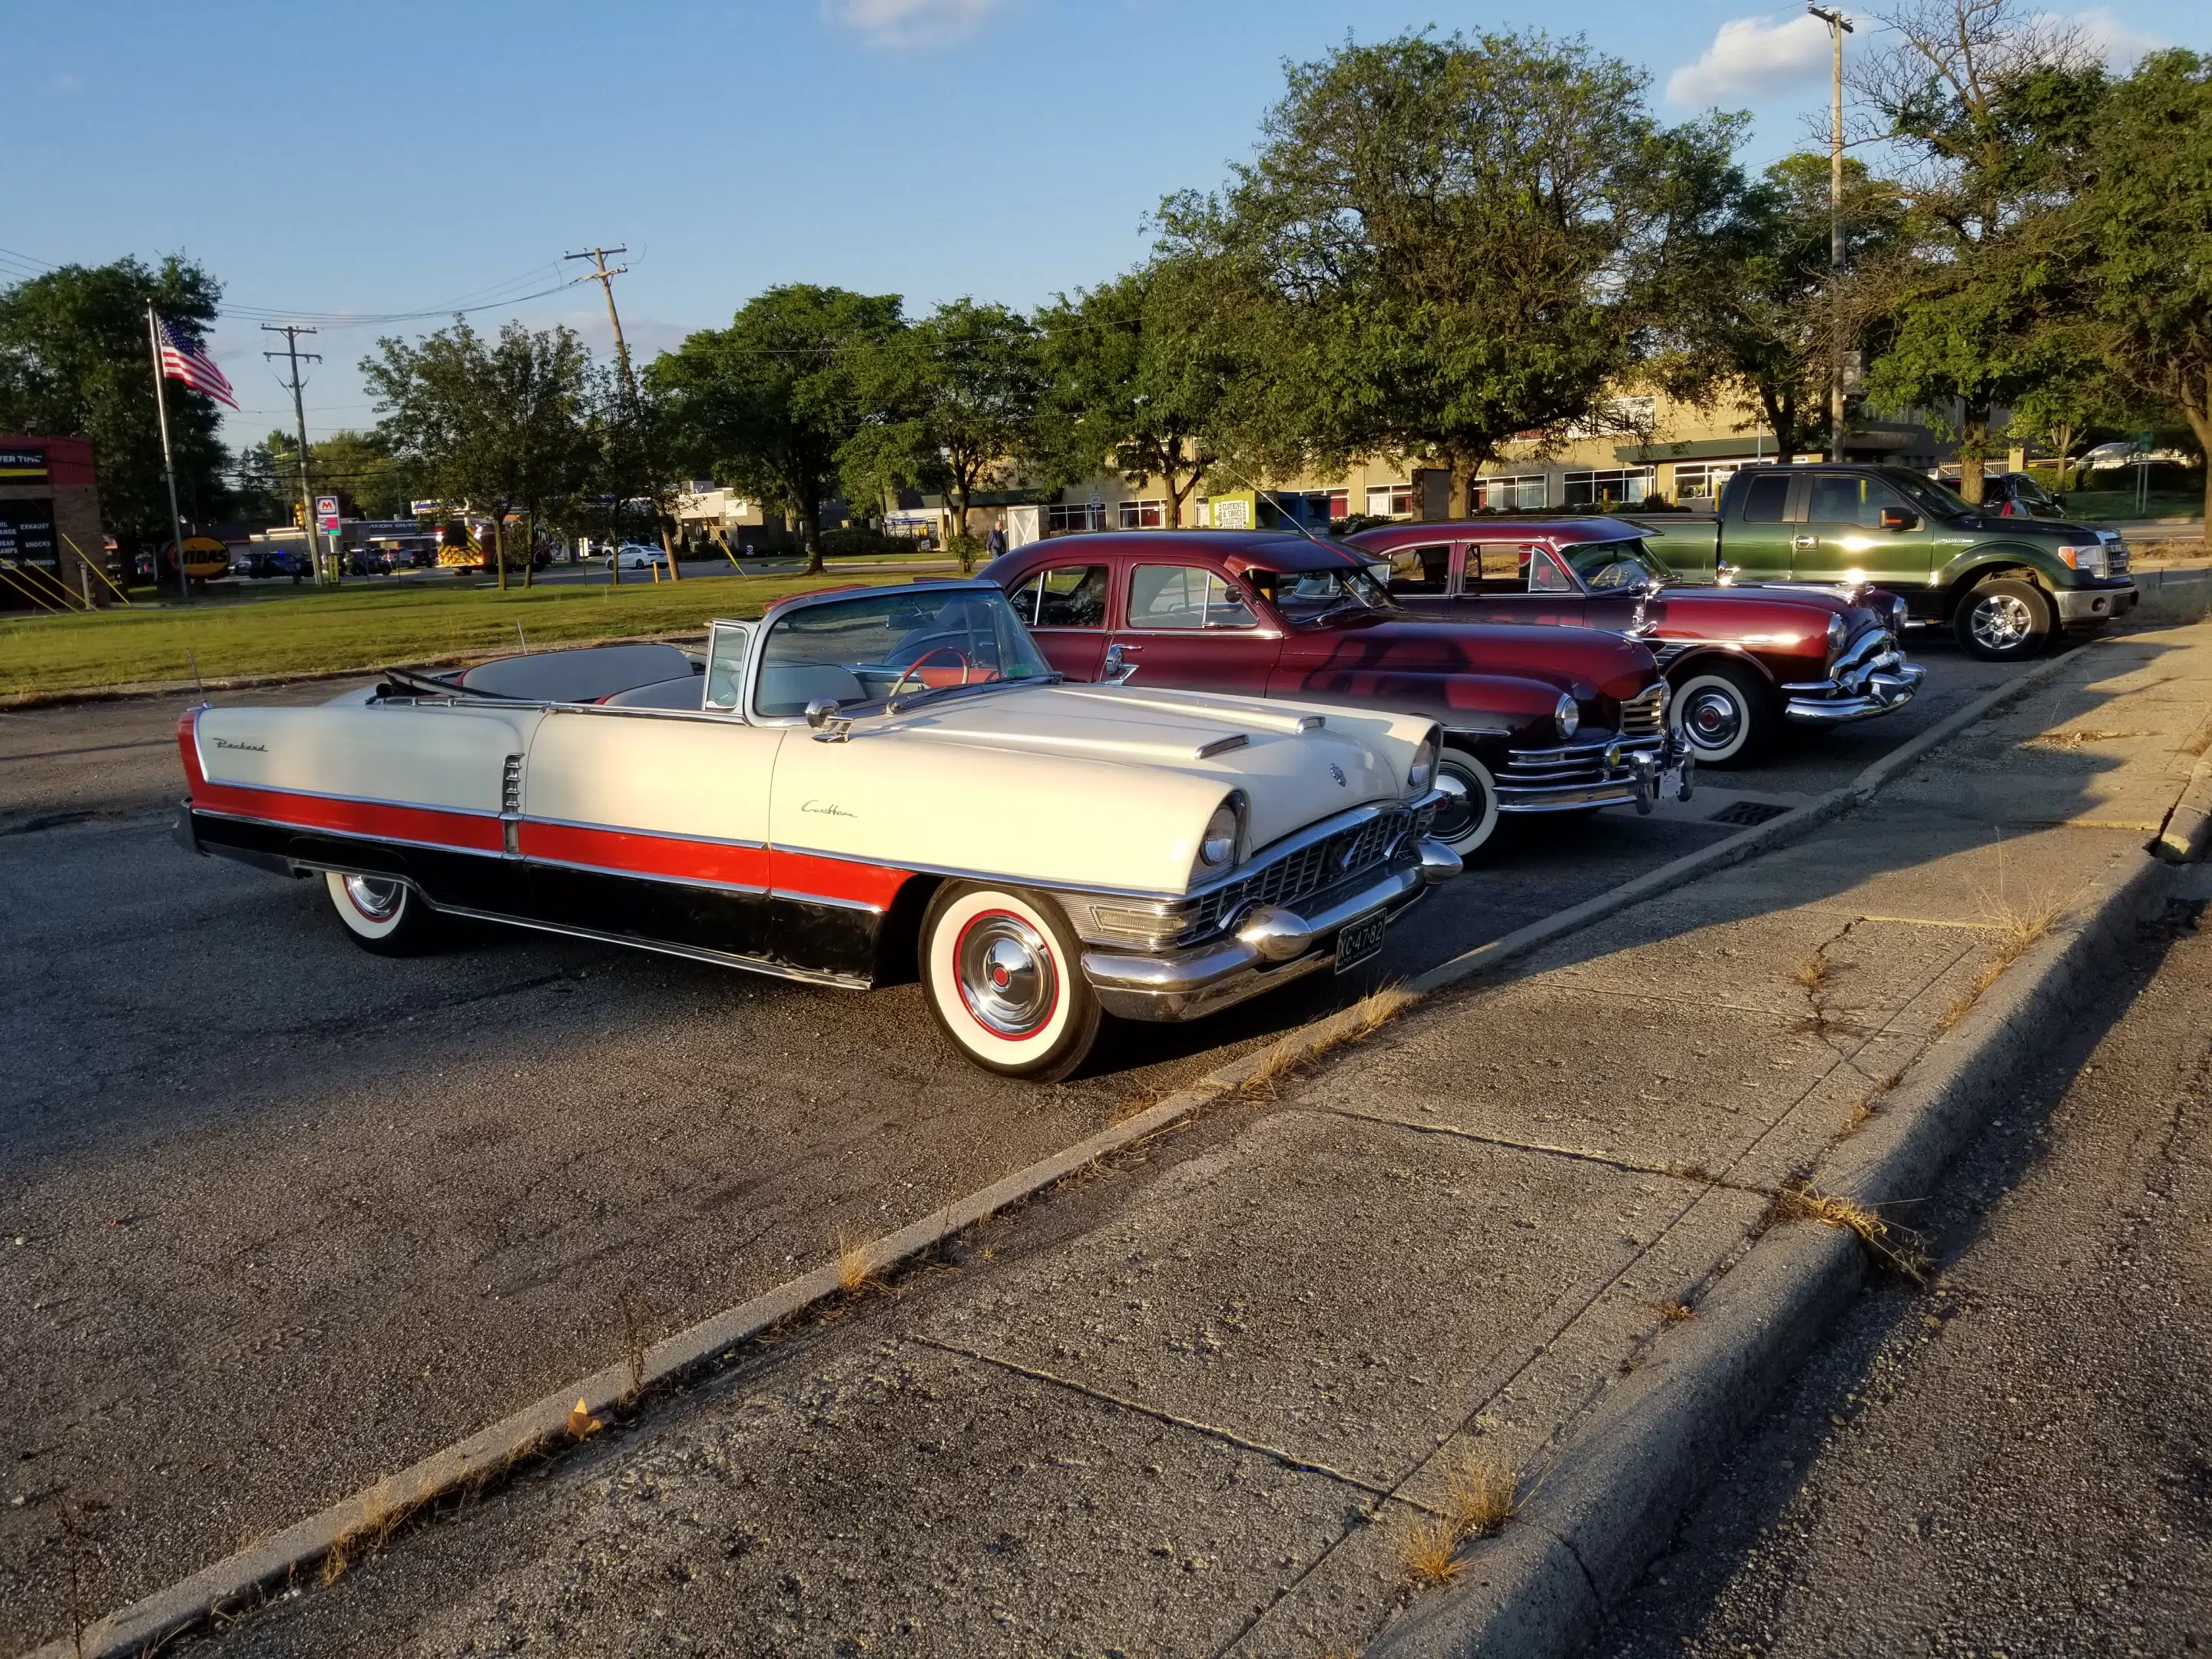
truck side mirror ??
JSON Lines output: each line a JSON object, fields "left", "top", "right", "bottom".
{"left": 1879, "top": 508, "right": 1919, "bottom": 531}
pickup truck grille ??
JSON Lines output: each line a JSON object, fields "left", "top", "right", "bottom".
{"left": 1618, "top": 683, "right": 1667, "bottom": 739}
{"left": 1184, "top": 804, "right": 1422, "bottom": 938}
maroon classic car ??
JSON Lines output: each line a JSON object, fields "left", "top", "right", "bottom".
{"left": 980, "top": 530, "right": 1690, "bottom": 859}
{"left": 1346, "top": 518, "right": 1926, "bottom": 766}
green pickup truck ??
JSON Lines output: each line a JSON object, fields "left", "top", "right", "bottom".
{"left": 1656, "top": 464, "right": 2137, "bottom": 662}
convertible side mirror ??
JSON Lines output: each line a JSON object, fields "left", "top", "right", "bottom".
{"left": 1879, "top": 508, "right": 1920, "bottom": 531}
{"left": 805, "top": 696, "right": 840, "bottom": 729}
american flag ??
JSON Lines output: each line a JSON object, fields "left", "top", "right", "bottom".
{"left": 155, "top": 316, "right": 239, "bottom": 410}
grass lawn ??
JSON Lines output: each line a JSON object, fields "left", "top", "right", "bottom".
{"left": 0, "top": 570, "right": 903, "bottom": 698}
{"left": 2055, "top": 488, "right": 2205, "bottom": 522}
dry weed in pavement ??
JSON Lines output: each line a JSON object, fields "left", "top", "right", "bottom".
{"left": 1395, "top": 1511, "right": 1466, "bottom": 1586}
{"left": 619, "top": 1285, "right": 656, "bottom": 1403}
{"left": 1440, "top": 1445, "right": 1520, "bottom": 1538}
{"left": 321, "top": 1478, "right": 410, "bottom": 1586}
{"left": 836, "top": 1232, "right": 879, "bottom": 1296}
{"left": 1652, "top": 1299, "right": 1697, "bottom": 1323}
{"left": 1240, "top": 984, "right": 1421, "bottom": 1098}
{"left": 56, "top": 1495, "right": 108, "bottom": 1659}
{"left": 1941, "top": 873, "right": 2071, "bottom": 1031}
{"left": 1768, "top": 1185, "right": 1929, "bottom": 1283}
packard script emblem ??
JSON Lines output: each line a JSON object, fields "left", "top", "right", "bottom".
{"left": 800, "top": 800, "right": 856, "bottom": 819}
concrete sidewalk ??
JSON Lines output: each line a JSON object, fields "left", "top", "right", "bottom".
{"left": 154, "top": 624, "right": 2212, "bottom": 1658}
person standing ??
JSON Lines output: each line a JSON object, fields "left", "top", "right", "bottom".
{"left": 985, "top": 523, "right": 1008, "bottom": 560}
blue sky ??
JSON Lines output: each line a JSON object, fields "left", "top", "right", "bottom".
{"left": 4, "top": 0, "right": 2204, "bottom": 452}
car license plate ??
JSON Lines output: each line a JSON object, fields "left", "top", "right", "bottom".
{"left": 1334, "top": 910, "right": 1388, "bottom": 974}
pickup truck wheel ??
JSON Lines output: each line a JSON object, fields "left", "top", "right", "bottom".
{"left": 1955, "top": 578, "right": 2053, "bottom": 661}
{"left": 1431, "top": 748, "right": 1502, "bottom": 859}
{"left": 1671, "top": 664, "right": 1772, "bottom": 767}
{"left": 323, "top": 871, "right": 444, "bottom": 955}
{"left": 922, "top": 883, "right": 1101, "bottom": 1082}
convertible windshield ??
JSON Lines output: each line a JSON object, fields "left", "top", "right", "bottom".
{"left": 754, "top": 587, "right": 1055, "bottom": 718}
{"left": 1560, "top": 538, "right": 1674, "bottom": 591}
{"left": 1243, "top": 565, "right": 1399, "bottom": 625}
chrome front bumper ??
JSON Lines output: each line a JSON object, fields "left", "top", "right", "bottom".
{"left": 1081, "top": 839, "right": 1461, "bottom": 1022}
{"left": 1494, "top": 731, "right": 1696, "bottom": 816}
{"left": 1781, "top": 635, "right": 1928, "bottom": 726}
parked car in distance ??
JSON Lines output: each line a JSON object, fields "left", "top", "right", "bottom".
{"left": 982, "top": 530, "right": 1690, "bottom": 858}
{"left": 231, "top": 548, "right": 308, "bottom": 581}
{"left": 606, "top": 543, "right": 668, "bottom": 572}
{"left": 1641, "top": 464, "right": 2136, "bottom": 662}
{"left": 1961, "top": 470, "right": 2068, "bottom": 519}
{"left": 174, "top": 581, "right": 1458, "bottom": 1081}
{"left": 346, "top": 548, "right": 395, "bottom": 576}
{"left": 1348, "top": 518, "right": 1926, "bottom": 767}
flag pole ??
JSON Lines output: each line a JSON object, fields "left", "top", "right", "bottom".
{"left": 147, "top": 305, "right": 190, "bottom": 605}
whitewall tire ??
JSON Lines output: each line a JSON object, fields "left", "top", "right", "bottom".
{"left": 1670, "top": 664, "right": 1771, "bottom": 767}
{"left": 1431, "top": 748, "right": 1502, "bottom": 859}
{"left": 324, "top": 871, "right": 443, "bottom": 956}
{"left": 921, "top": 882, "right": 1101, "bottom": 1082}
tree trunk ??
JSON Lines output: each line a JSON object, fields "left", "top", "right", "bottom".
{"left": 2186, "top": 373, "right": 2212, "bottom": 554}
{"left": 659, "top": 512, "right": 680, "bottom": 581}
{"left": 802, "top": 492, "right": 825, "bottom": 576}
{"left": 1958, "top": 406, "right": 1990, "bottom": 506}
{"left": 521, "top": 510, "right": 534, "bottom": 589}
{"left": 492, "top": 515, "right": 508, "bottom": 591}
{"left": 952, "top": 478, "right": 972, "bottom": 572}
{"left": 2051, "top": 422, "right": 2075, "bottom": 494}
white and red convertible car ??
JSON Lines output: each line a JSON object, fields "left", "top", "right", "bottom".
{"left": 176, "top": 581, "right": 1458, "bottom": 1080}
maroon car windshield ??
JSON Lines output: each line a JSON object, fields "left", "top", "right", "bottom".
{"left": 1242, "top": 565, "right": 1398, "bottom": 626}
{"left": 1558, "top": 538, "right": 1672, "bottom": 590}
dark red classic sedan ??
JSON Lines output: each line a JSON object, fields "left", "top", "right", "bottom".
{"left": 981, "top": 531, "right": 1690, "bottom": 859}
{"left": 1347, "top": 518, "right": 1925, "bottom": 765}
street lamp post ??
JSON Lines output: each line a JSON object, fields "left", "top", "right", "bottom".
{"left": 1809, "top": 5, "right": 1855, "bottom": 465}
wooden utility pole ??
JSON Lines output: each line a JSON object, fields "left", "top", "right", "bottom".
{"left": 1809, "top": 5, "right": 1854, "bottom": 465}
{"left": 565, "top": 244, "right": 678, "bottom": 580}
{"left": 261, "top": 325, "right": 326, "bottom": 581}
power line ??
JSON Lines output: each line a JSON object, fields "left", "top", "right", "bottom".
{"left": 262, "top": 325, "right": 325, "bottom": 581}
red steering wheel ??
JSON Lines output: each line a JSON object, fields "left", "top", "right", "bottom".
{"left": 889, "top": 645, "right": 975, "bottom": 702}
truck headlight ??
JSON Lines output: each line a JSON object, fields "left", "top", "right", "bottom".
{"left": 1554, "top": 694, "right": 1580, "bottom": 740}
{"left": 2058, "top": 543, "right": 2106, "bottom": 575}
{"left": 1409, "top": 733, "right": 1436, "bottom": 793}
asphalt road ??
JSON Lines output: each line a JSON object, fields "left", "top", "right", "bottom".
{"left": 1604, "top": 875, "right": 2212, "bottom": 1657}
{"left": 0, "top": 630, "right": 2015, "bottom": 1649}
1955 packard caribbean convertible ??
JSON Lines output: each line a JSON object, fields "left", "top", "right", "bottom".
{"left": 1347, "top": 518, "right": 1925, "bottom": 767}
{"left": 981, "top": 530, "right": 1691, "bottom": 859}
{"left": 174, "top": 581, "right": 1458, "bottom": 1081}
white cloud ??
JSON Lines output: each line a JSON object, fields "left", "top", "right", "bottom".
{"left": 2062, "top": 7, "right": 2164, "bottom": 69}
{"left": 1667, "top": 13, "right": 1834, "bottom": 107}
{"left": 823, "top": 0, "right": 1004, "bottom": 50}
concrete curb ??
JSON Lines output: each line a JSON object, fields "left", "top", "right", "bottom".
{"left": 9, "top": 647, "right": 2089, "bottom": 1659}
{"left": 1371, "top": 842, "right": 2181, "bottom": 1657}
{"left": 2154, "top": 742, "right": 2212, "bottom": 863}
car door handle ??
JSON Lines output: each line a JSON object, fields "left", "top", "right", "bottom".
{"left": 1791, "top": 535, "right": 1818, "bottom": 550}
{"left": 1114, "top": 641, "right": 1142, "bottom": 651}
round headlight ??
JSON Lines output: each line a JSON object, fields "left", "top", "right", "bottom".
{"left": 1409, "top": 735, "right": 1436, "bottom": 793}
{"left": 1199, "top": 803, "right": 1239, "bottom": 868}
{"left": 1826, "top": 612, "right": 1846, "bottom": 660}
{"left": 1554, "top": 694, "right": 1581, "bottom": 740}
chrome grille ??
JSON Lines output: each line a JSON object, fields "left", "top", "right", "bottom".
{"left": 1185, "top": 805, "right": 1421, "bottom": 937}
{"left": 1500, "top": 745, "right": 1617, "bottom": 790}
{"left": 1618, "top": 683, "right": 1667, "bottom": 740}
{"left": 2109, "top": 545, "right": 2131, "bottom": 577}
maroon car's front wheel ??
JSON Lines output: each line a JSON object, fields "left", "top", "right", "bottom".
{"left": 1670, "top": 664, "right": 1773, "bottom": 767}
{"left": 1432, "top": 748, "right": 1502, "bottom": 859}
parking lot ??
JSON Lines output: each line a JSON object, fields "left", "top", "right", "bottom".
{"left": 0, "top": 636, "right": 2019, "bottom": 1641}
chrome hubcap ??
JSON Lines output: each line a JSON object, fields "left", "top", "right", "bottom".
{"left": 1681, "top": 687, "right": 1744, "bottom": 753}
{"left": 1430, "top": 765, "right": 1482, "bottom": 843}
{"left": 343, "top": 875, "right": 404, "bottom": 922}
{"left": 1971, "top": 594, "right": 2034, "bottom": 651}
{"left": 955, "top": 912, "right": 1056, "bottom": 1038}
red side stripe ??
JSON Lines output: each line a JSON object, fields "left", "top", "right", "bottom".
{"left": 191, "top": 777, "right": 505, "bottom": 853}
{"left": 520, "top": 820, "right": 771, "bottom": 889}
{"left": 767, "top": 848, "right": 912, "bottom": 910}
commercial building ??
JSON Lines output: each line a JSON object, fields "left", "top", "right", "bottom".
{"left": 0, "top": 435, "right": 108, "bottom": 609}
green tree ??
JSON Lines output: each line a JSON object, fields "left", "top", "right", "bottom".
{"left": 1031, "top": 260, "right": 1240, "bottom": 531}
{"left": 0, "top": 256, "right": 231, "bottom": 552}
{"left": 1849, "top": 0, "right": 2110, "bottom": 499}
{"left": 650, "top": 285, "right": 903, "bottom": 575}
{"left": 1655, "top": 153, "right": 1907, "bottom": 464}
{"left": 363, "top": 320, "right": 597, "bottom": 589}
{"left": 1157, "top": 29, "right": 1744, "bottom": 512}
{"left": 2075, "top": 49, "right": 2212, "bottom": 539}
{"left": 237, "top": 428, "right": 420, "bottom": 524}
{"left": 838, "top": 299, "right": 1045, "bottom": 571}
